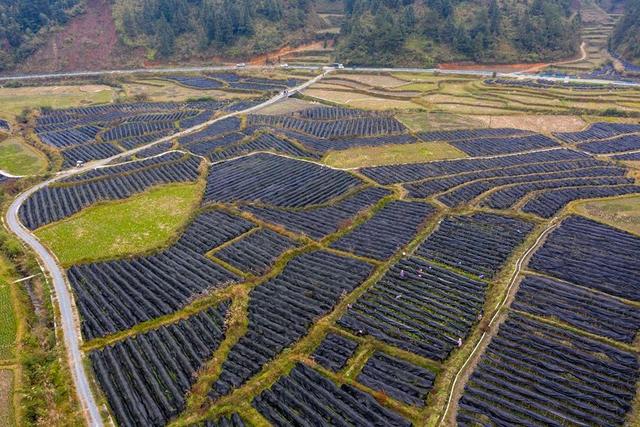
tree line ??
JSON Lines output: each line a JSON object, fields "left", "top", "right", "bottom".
{"left": 114, "top": 0, "right": 312, "bottom": 58}
{"left": 336, "top": 0, "right": 580, "bottom": 66}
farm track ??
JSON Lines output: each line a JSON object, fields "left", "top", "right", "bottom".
{"left": 4, "top": 71, "right": 329, "bottom": 427}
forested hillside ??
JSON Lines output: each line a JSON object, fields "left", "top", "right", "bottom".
{"left": 0, "top": 0, "right": 83, "bottom": 70}
{"left": 1, "top": 0, "right": 586, "bottom": 70}
{"left": 336, "top": 0, "right": 581, "bottom": 66}
{"left": 113, "top": 0, "right": 324, "bottom": 60}
{"left": 610, "top": 0, "right": 640, "bottom": 65}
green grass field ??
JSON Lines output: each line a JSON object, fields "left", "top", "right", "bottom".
{"left": 36, "top": 183, "right": 202, "bottom": 267}
{"left": 322, "top": 142, "right": 466, "bottom": 168}
{"left": 0, "top": 255, "right": 16, "bottom": 361}
{"left": 0, "top": 137, "right": 47, "bottom": 176}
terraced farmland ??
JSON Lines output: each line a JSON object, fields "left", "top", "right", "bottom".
{"left": 15, "top": 91, "right": 640, "bottom": 427}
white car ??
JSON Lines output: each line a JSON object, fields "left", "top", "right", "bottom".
{"left": 280, "top": 63, "right": 289, "bottom": 68}
{"left": 235, "top": 63, "right": 246, "bottom": 68}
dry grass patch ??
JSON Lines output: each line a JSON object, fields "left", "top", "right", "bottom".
{"left": 322, "top": 142, "right": 466, "bottom": 168}
{"left": 258, "top": 98, "right": 316, "bottom": 115}
{"left": 0, "top": 84, "right": 114, "bottom": 117}
{"left": 572, "top": 195, "right": 640, "bottom": 236}
{"left": 303, "top": 89, "right": 419, "bottom": 110}
{"left": 123, "top": 79, "right": 258, "bottom": 103}
{"left": 397, "top": 112, "right": 486, "bottom": 132}
{"left": 473, "top": 115, "right": 587, "bottom": 133}
{"left": 335, "top": 73, "right": 411, "bottom": 88}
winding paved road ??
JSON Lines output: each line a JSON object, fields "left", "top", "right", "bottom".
{"left": 1, "top": 63, "right": 638, "bottom": 87}
{"left": 4, "top": 70, "right": 328, "bottom": 427}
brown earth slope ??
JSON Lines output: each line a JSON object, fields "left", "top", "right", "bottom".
{"left": 19, "top": 0, "right": 141, "bottom": 73}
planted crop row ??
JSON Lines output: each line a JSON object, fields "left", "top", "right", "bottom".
{"left": 513, "top": 275, "right": 640, "bottom": 343}
{"left": 102, "top": 121, "right": 177, "bottom": 142}
{"left": 228, "top": 81, "right": 285, "bottom": 92}
{"left": 522, "top": 184, "right": 640, "bottom": 218}
{"left": 62, "top": 151, "right": 184, "bottom": 183}
{"left": 416, "top": 213, "right": 533, "bottom": 279}
{"left": 124, "top": 111, "right": 199, "bottom": 123}
{"left": 201, "top": 414, "right": 246, "bottom": 427}
{"left": 484, "top": 78, "right": 616, "bottom": 91}
{"left": 439, "top": 166, "right": 628, "bottom": 207}
{"left": 361, "top": 148, "right": 590, "bottom": 185}
{"left": 529, "top": 215, "right": 640, "bottom": 301}
{"left": 118, "top": 130, "right": 176, "bottom": 150}
{"left": 311, "top": 333, "right": 358, "bottom": 372}
{"left": 295, "top": 133, "right": 417, "bottom": 153}
{"left": 36, "top": 101, "right": 229, "bottom": 169}
{"left": 210, "top": 251, "right": 373, "bottom": 398}
{"left": 213, "top": 229, "right": 299, "bottom": 276}
{"left": 245, "top": 187, "right": 392, "bottom": 240}
{"left": 611, "top": 151, "right": 640, "bottom": 161}
{"left": 295, "top": 106, "right": 381, "bottom": 121}
{"left": 449, "top": 134, "right": 559, "bottom": 157}
{"left": 61, "top": 142, "right": 124, "bottom": 168}
{"left": 253, "top": 363, "right": 411, "bottom": 427}
{"left": 554, "top": 122, "right": 640, "bottom": 144}
{"left": 357, "top": 351, "right": 436, "bottom": 407}
{"left": 404, "top": 158, "right": 606, "bottom": 198}
{"left": 417, "top": 127, "right": 528, "bottom": 143}
{"left": 457, "top": 313, "right": 639, "bottom": 426}
{"left": 39, "top": 125, "right": 102, "bottom": 148}
{"left": 20, "top": 154, "right": 201, "bottom": 230}
{"left": 132, "top": 141, "right": 175, "bottom": 160}
{"left": 90, "top": 302, "right": 229, "bottom": 427}
{"left": 204, "top": 153, "right": 362, "bottom": 208}
{"left": 178, "top": 117, "right": 243, "bottom": 146}
{"left": 187, "top": 132, "right": 247, "bottom": 157}
{"left": 480, "top": 175, "right": 634, "bottom": 210}
{"left": 69, "top": 210, "right": 253, "bottom": 339}
{"left": 339, "top": 257, "right": 487, "bottom": 361}
{"left": 167, "top": 76, "right": 224, "bottom": 89}
{"left": 209, "top": 133, "right": 319, "bottom": 161}
{"left": 330, "top": 200, "right": 436, "bottom": 260}
{"left": 577, "top": 133, "right": 640, "bottom": 154}
{"left": 247, "top": 115, "right": 406, "bottom": 139}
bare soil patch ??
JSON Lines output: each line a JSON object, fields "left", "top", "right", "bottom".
{"left": 19, "top": 0, "right": 139, "bottom": 73}
{"left": 334, "top": 74, "right": 410, "bottom": 88}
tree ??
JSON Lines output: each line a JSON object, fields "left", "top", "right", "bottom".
{"left": 156, "top": 16, "right": 174, "bottom": 57}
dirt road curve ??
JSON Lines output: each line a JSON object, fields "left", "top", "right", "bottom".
{"left": 3, "top": 71, "right": 328, "bottom": 427}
